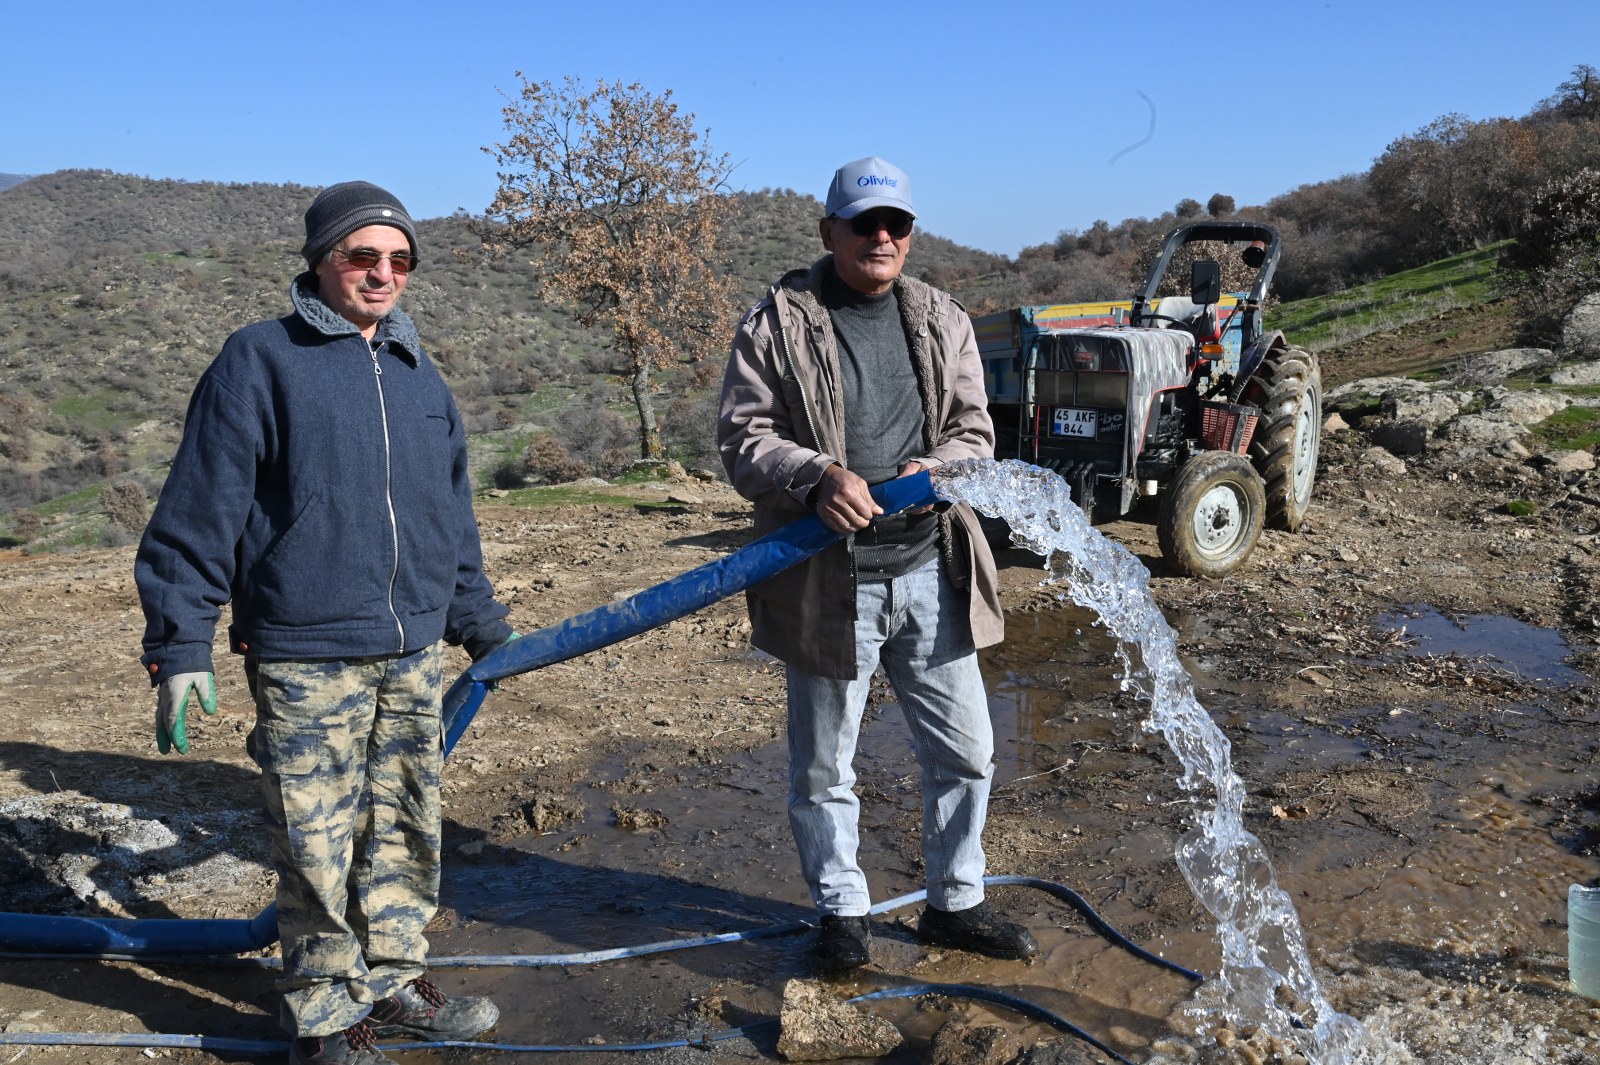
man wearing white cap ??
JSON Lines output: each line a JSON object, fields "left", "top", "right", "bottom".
{"left": 718, "top": 157, "right": 1035, "bottom": 972}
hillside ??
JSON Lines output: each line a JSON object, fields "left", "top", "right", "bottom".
{"left": 0, "top": 172, "right": 1014, "bottom": 528}
{"left": 0, "top": 167, "right": 1547, "bottom": 553}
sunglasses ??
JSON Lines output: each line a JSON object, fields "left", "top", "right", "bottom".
{"left": 332, "top": 247, "right": 419, "bottom": 274}
{"left": 847, "top": 211, "right": 914, "bottom": 240}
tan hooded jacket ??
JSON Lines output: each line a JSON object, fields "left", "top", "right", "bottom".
{"left": 717, "top": 256, "right": 1004, "bottom": 678}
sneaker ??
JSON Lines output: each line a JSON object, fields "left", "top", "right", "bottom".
{"left": 289, "top": 1019, "right": 391, "bottom": 1064}
{"left": 917, "top": 902, "right": 1039, "bottom": 960}
{"left": 813, "top": 914, "right": 872, "bottom": 973}
{"left": 367, "top": 976, "right": 499, "bottom": 1040}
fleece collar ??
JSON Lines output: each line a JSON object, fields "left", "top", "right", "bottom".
{"left": 290, "top": 273, "right": 422, "bottom": 363}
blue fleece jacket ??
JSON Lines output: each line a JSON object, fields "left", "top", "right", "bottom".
{"left": 135, "top": 276, "right": 511, "bottom": 683}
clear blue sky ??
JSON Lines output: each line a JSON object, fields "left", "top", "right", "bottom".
{"left": 3, "top": 1, "right": 1596, "bottom": 256}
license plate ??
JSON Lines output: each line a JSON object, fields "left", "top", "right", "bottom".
{"left": 1052, "top": 407, "right": 1097, "bottom": 438}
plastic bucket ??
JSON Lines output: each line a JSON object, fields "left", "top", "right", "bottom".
{"left": 1570, "top": 884, "right": 1600, "bottom": 999}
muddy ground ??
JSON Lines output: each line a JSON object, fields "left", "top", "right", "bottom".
{"left": 2, "top": 308, "right": 1599, "bottom": 1064}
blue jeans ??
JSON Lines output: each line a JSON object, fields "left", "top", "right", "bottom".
{"left": 785, "top": 559, "right": 994, "bottom": 917}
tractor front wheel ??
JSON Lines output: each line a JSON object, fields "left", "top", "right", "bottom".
{"left": 1157, "top": 450, "right": 1266, "bottom": 578}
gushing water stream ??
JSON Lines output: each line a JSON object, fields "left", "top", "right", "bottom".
{"left": 933, "top": 459, "right": 1370, "bottom": 1063}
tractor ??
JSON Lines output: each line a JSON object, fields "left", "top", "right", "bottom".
{"left": 971, "top": 221, "right": 1320, "bottom": 577}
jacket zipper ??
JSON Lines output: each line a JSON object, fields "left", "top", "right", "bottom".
{"left": 369, "top": 339, "right": 405, "bottom": 652}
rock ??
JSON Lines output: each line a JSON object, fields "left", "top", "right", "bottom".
{"left": 928, "top": 1021, "right": 1020, "bottom": 1065}
{"left": 1434, "top": 413, "right": 1527, "bottom": 446}
{"left": 666, "top": 493, "right": 704, "bottom": 506}
{"left": 1549, "top": 362, "right": 1600, "bottom": 386}
{"left": 1536, "top": 449, "right": 1598, "bottom": 473}
{"left": 1486, "top": 388, "right": 1571, "bottom": 424}
{"left": 1561, "top": 292, "right": 1600, "bottom": 360}
{"left": 1322, "top": 412, "right": 1349, "bottom": 433}
{"left": 1383, "top": 389, "right": 1470, "bottom": 429}
{"left": 1357, "top": 447, "right": 1407, "bottom": 476}
{"left": 776, "top": 979, "right": 902, "bottom": 1061}
{"left": 689, "top": 467, "right": 721, "bottom": 482}
{"left": 1452, "top": 347, "right": 1553, "bottom": 384}
{"left": 1368, "top": 420, "right": 1429, "bottom": 456}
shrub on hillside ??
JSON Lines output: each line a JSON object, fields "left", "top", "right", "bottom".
{"left": 101, "top": 480, "right": 149, "bottom": 533}
{"left": 1501, "top": 167, "right": 1600, "bottom": 345}
{"left": 11, "top": 510, "right": 42, "bottom": 545}
{"left": 520, "top": 436, "right": 591, "bottom": 486}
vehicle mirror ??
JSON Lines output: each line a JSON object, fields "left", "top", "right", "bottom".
{"left": 1190, "top": 261, "right": 1222, "bottom": 306}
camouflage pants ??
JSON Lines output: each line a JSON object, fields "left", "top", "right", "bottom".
{"left": 247, "top": 643, "right": 445, "bottom": 1037}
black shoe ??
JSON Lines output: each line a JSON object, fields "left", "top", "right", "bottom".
{"left": 917, "top": 902, "right": 1039, "bottom": 960}
{"left": 367, "top": 975, "right": 499, "bottom": 1040}
{"left": 289, "top": 1019, "right": 392, "bottom": 1064}
{"left": 813, "top": 914, "right": 872, "bottom": 972}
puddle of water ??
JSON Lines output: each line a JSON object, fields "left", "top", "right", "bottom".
{"left": 1380, "top": 604, "right": 1586, "bottom": 686}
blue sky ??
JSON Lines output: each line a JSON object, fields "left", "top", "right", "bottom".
{"left": 3, "top": 1, "right": 1596, "bottom": 256}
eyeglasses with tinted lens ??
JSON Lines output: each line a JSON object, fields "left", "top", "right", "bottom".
{"left": 332, "top": 248, "right": 419, "bottom": 274}
{"left": 847, "top": 211, "right": 914, "bottom": 240}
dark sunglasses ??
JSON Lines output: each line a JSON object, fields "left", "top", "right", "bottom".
{"left": 332, "top": 248, "right": 419, "bottom": 274}
{"left": 847, "top": 211, "right": 914, "bottom": 240}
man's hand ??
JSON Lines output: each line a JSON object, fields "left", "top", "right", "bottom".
{"left": 897, "top": 461, "right": 934, "bottom": 515}
{"left": 813, "top": 464, "right": 881, "bottom": 534}
{"left": 155, "top": 672, "right": 218, "bottom": 755}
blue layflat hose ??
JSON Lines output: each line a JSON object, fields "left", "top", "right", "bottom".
{"left": 0, "top": 474, "right": 939, "bottom": 958}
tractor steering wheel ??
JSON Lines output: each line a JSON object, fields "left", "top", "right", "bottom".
{"left": 1132, "top": 313, "right": 1195, "bottom": 334}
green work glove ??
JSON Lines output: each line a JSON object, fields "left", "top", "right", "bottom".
{"left": 155, "top": 671, "right": 218, "bottom": 755}
{"left": 482, "top": 632, "right": 520, "bottom": 692}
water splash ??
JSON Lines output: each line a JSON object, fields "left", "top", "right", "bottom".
{"left": 933, "top": 458, "right": 1369, "bottom": 1063}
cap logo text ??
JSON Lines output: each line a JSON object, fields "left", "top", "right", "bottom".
{"left": 856, "top": 175, "right": 898, "bottom": 188}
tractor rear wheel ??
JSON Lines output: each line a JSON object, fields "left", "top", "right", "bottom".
{"left": 1242, "top": 346, "right": 1321, "bottom": 531}
{"left": 1157, "top": 450, "right": 1266, "bottom": 578}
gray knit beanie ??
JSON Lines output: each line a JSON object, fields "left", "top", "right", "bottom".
{"left": 301, "top": 181, "right": 418, "bottom": 268}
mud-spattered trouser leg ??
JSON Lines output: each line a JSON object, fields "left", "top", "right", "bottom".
{"left": 785, "top": 559, "right": 994, "bottom": 917}
{"left": 249, "top": 643, "right": 445, "bottom": 1037}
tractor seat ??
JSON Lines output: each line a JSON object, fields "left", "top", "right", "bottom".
{"left": 1153, "top": 296, "right": 1221, "bottom": 342}
{"left": 1153, "top": 295, "right": 1202, "bottom": 324}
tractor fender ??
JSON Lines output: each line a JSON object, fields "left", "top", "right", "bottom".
{"left": 1232, "top": 330, "right": 1288, "bottom": 401}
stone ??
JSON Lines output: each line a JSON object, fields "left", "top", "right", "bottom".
{"left": 776, "top": 979, "right": 902, "bottom": 1061}
{"left": 1539, "top": 449, "right": 1598, "bottom": 473}
{"left": 1322, "top": 412, "right": 1349, "bottom": 433}
{"left": 928, "top": 1021, "right": 1019, "bottom": 1065}
{"left": 1357, "top": 447, "right": 1407, "bottom": 477}
{"left": 1561, "top": 292, "right": 1600, "bottom": 360}
{"left": 1549, "top": 362, "right": 1600, "bottom": 387}
{"left": 1368, "top": 420, "right": 1429, "bottom": 456}
{"left": 1452, "top": 347, "right": 1553, "bottom": 383}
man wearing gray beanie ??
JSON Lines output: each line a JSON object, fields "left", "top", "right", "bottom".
{"left": 136, "top": 181, "right": 513, "bottom": 1065}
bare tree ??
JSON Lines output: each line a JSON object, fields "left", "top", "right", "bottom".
{"left": 481, "top": 75, "right": 737, "bottom": 462}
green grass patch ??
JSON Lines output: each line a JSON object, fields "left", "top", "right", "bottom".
{"left": 1272, "top": 242, "right": 1508, "bottom": 351}
{"left": 1530, "top": 405, "right": 1600, "bottom": 451}
{"left": 46, "top": 390, "right": 137, "bottom": 433}
{"left": 489, "top": 484, "right": 681, "bottom": 509}
{"left": 1504, "top": 500, "right": 1537, "bottom": 517}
